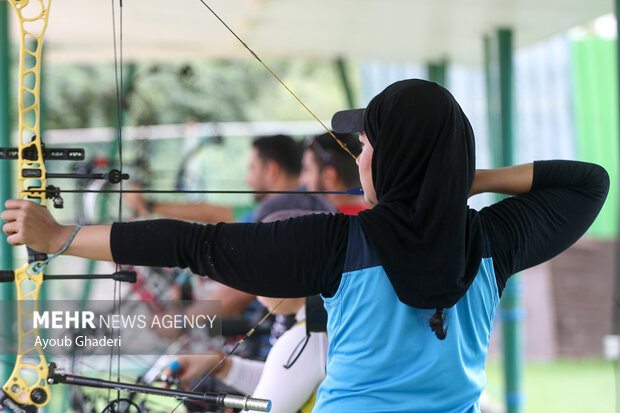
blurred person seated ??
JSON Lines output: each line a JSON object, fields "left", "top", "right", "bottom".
{"left": 171, "top": 296, "right": 327, "bottom": 413}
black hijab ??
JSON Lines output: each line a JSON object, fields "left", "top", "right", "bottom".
{"left": 356, "top": 79, "right": 483, "bottom": 311}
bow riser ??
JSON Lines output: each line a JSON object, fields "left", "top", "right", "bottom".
{"left": 2, "top": 0, "right": 51, "bottom": 410}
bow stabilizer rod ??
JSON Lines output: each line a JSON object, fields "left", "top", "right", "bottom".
{"left": 48, "top": 363, "right": 272, "bottom": 412}
{"left": 0, "top": 270, "right": 137, "bottom": 283}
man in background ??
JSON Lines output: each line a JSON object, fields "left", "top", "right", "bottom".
{"left": 127, "top": 134, "right": 303, "bottom": 223}
{"left": 301, "top": 132, "right": 367, "bottom": 214}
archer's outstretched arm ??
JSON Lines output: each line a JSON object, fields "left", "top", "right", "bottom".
{"left": 2, "top": 199, "right": 348, "bottom": 298}
{"left": 109, "top": 215, "right": 348, "bottom": 298}
{"left": 2, "top": 199, "right": 113, "bottom": 261}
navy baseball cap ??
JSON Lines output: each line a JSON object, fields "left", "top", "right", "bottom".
{"left": 331, "top": 108, "right": 365, "bottom": 134}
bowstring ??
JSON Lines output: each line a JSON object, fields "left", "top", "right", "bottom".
{"left": 110, "top": 0, "right": 125, "bottom": 406}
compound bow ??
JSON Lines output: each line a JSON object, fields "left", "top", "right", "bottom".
{"left": 0, "top": 1, "right": 271, "bottom": 412}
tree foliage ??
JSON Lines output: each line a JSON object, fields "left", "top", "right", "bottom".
{"left": 42, "top": 58, "right": 356, "bottom": 129}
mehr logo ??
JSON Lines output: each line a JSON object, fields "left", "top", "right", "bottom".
{"left": 33, "top": 310, "right": 218, "bottom": 330}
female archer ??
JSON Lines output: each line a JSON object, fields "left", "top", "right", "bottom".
{"left": 2, "top": 79, "right": 609, "bottom": 412}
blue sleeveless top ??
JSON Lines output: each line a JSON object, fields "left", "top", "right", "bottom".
{"left": 314, "top": 217, "right": 499, "bottom": 412}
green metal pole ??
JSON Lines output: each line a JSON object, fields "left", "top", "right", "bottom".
{"left": 613, "top": 0, "right": 620, "bottom": 336}
{"left": 0, "top": 0, "right": 15, "bottom": 383}
{"left": 484, "top": 35, "right": 502, "bottom": 166}
{"left": 498, "top": 30, "right": 514, "bottom": 167}
{"left": 427, "top": 59, "right": 448, "bottom": 87}
{"left": 485, "top": 29, "right": 523, "bottom": 413}
{"left": 0, "top": 0, "right": 13, "bottom": 271}
{"left": 497, "top": 28, "right": 523, "bottom": 413}
{"left": 334, "top": 57, "right": 356, "bottom": 109}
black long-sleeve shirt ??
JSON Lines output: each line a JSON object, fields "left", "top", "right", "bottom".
{"left": 111, "top": 160, "right": 609, "bottom": 299}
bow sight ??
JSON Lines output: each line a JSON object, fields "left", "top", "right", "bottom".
{"left": 0, "top": 141, "right": 129, "bottom": 208}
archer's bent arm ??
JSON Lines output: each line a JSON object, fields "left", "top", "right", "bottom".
{"left": 478, "top": 160, "right": 609, "bottom": 293}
